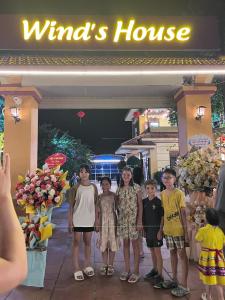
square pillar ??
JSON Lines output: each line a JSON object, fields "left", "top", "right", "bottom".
{"left": 149, "top": 147, "right": 158, "bottom": 178}
{"left": 175, "top": 84, "right": 216, "bottom": 156}
{"left": 0, "top": 86, "right": 41, "bottom": 192}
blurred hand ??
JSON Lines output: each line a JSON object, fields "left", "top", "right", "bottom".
{"left": 137, "top": 223, "right": 143, "bottom": 232}
{"left": 0, "top": 154, "right": 11, "bottom": 200}
{"left": 157, "top": 230, "right": 163, "bottom": 241}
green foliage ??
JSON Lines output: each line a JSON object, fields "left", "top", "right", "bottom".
{"left": 0, "top": 96, "right": 4, "bottom": 133}
{"left": 0, "top": 132, "right": 4, "bottom": 151}
{"left": 168, "top": 105, "right": 178, "bottom": 126}
{"left": 211, "top": 79, "right": 225, "bottom": 118}
{"left": 153, "top": 170, "right": 163, "bottom": 184}
{"left": 117, "top": 160, "right": 126, "bottom": 171}
{"left": 126, "top": 156, "right": 141, "bottom": 168}
{"left": 38, "top": 124, "right": 92, "bottom": 176}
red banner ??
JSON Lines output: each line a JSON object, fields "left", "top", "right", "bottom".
{"left": 45, "top": 153, "right": 67, "bottom": 168}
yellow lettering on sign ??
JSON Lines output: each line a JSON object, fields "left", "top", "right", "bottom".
{"left": 56, "top": 26, "right": 74, "bottom": 40}
{"left": 147, "top": 26, "right": 165, "bottom": 41}
{"left": 73, "top": 22, "right": 92, "bottom": 41}
{"left": 22, "top": 19, "right": 191, "bottom": 44}
{"left": 95, "top": 26, "right": 108, "bottom": 41}
{"left": 164, "top": 27, "right": 176, "bottom": 41}
{"left": 113, "top": 20, "right": 135, "bottom": 42}
{"left": 176, "top": 27, "right": 191, "bottom": 41}
{"left": 23, "top": 20, "right": 51, "bottom": 40}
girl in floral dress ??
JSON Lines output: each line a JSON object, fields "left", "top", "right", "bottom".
{"left": 195, "top": 208, "right": 225, "bottom": 300}
{"left": 96, "top": 177, "right": 119, "bottom": 276}
{"left": 117, "top": 167, "right": 143, "bottom": 283}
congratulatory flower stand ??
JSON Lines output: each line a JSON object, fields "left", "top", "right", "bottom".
{"left": 176, "top": 147, "right": 222, "bottom": 261}
{"left": 16, "top": 165, "right": 69, "bottom": 287}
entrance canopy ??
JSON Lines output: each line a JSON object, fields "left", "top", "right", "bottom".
{"left": 0, "top": 54, "right": 224, "bottom": 109}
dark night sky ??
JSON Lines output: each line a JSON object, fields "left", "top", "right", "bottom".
{"left": 39, "top": 109, "right": 132, "bottom": 154}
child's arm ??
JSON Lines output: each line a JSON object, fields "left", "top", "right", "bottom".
{"left": 157, "top": 204, "right": 164, "bottom": 240}
{"left": 68, "top": 187, "right": 76, "bottom": 233}
{"left": 137, "top": 190, "right": 143, "bottom": 231}
{"left": 180, "top": 207, "right": 189, "bottom": 243}
{"left": 157, "top": 216, "right": 164, "bottom": 240}
{"left": 95, "top": 195, "right": 100, "bottom": 232}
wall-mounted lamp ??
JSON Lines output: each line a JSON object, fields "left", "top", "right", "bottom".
{"left": 195, "top": 105, "right": 206, "bottom": 121}
{"left": 10, "top": 97, "right": 22, "bottom": 123}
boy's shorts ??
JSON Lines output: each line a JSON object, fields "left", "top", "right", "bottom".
{"left": 165, "top": 235, "right": 185, "bottom": 250}
{"left": 146, "top": 238, "right": 163, "bottom": 248}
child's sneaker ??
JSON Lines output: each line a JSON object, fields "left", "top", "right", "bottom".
{"left": 162, "top": 279, "right": 178, "bottom": 289}
{"left": 153, "top": 275, "right": 164, "bottom": 289}
{"left": 144, "top": 268, "right": 158, "bottom": 280}
{"left": 99, "top": 265, "right": 107, "bottom": 276}
{"left": 171, "top": 285, "right": 190, "bottom": 297}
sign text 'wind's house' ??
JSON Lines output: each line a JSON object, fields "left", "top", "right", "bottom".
{"left": 22, "top": 19, "right": 191, "bottom": 43}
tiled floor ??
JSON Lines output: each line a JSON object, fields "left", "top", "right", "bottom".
{"left": 0, "top": 200, "right": 215, "bottom": 300}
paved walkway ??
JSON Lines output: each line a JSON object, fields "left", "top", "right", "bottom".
{"left": 0, "top": 198, "right": 212, "bottom": 300}
{"left": 1, "top": 178, "right": 218, "bottom": 300}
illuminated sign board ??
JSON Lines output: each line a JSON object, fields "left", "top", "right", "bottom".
{"left": 0, "top": 15, "right": 220, "bottom": 51}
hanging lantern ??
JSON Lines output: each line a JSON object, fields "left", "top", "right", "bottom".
{"left": 133, "top": 111, "right": 141, "bottom": 119}
{"left": 76, "top": 111, "right": 86, "bottom": 124}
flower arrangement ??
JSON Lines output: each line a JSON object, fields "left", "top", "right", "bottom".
{"left": 186, "top": 191, "right": 214, "bottom": 228}
{"left": 20, "top": 214, "right": 55, "bottom": 250}
{"left": 16, "top": 165, "right": 69, "bottom": 214}
{"left": 176, "top": 147, "right": 222, "bottom": 195}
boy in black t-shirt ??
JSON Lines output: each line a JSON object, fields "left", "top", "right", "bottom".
{"left": 143, "top": 179, "right": 164, "bottom": 288}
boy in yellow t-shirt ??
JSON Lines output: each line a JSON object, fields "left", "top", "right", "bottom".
{"left": 157, "top": 169, "right": 189, "bottom": 297}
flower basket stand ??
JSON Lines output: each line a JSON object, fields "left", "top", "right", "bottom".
{"left": 22, "top": 208, "right": 53, "bottom": 288}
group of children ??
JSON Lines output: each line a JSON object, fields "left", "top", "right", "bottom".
{"left": 68, "top": 165, "right": 225, "bottom": 300}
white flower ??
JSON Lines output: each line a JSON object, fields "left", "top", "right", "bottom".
{"left": 21, "top": 223, "right": 27, "bottom": 230}
{"left": 54, "top": 196, "right": 60, "bottom": 203}
{"left": 37, "top": 192, "right": 43, "bottom": 198}
{"left": 25, "top": 177, "right": 30, "bottom": 183}
{"left": 43, "top": 163, "right": 50, "bottom": 171}
{"left": 35, "top": 187, "right": 41, "bottom": 193}
{"left": 44, "top": 176, "right": 49, "bottom": 181}
{"left": 36, "top": 180, "right": 41, "bottom": 186}
{"left": 49, "top": 189, "right": 55, "bottom": 196}
{"left": 46, "top": 184, "right": 51, "bottom": 191}
{"left": 50, "top": 175, "right": 57, "bottom": 182}
{"left": 24, "top": 184, "right": 30, "bottom": 191}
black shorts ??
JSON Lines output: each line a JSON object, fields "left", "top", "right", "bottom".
{"left": 146, "top": 238, "right": 163, "bottom": 248}
{"left": 73, "top": 227, "right": 94, "bottom": 232}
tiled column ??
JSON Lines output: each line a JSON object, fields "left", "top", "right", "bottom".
{"left": 0, "top": 85, "right": 41, "bottom": 193}
{"left": 174, "top": 84, "right": 216, "bottom": 156}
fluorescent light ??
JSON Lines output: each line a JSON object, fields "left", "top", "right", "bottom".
{"left": 1, "top": 68, "right": 225, "bottom": 76}
{"left": 91, "top": 159, "right": 121, "bottom": 163}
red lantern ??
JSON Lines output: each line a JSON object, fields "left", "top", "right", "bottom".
{"left": 133, "top": 111, "right": 141, "bottom": 119}
{"left": 76, "top": 111, "right": 86, "bottom": 124}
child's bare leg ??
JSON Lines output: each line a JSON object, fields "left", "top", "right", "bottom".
{"left": 177, "top": 248, "right": 188, "bottom": 288}
{"left": 132, "top": 238, "right": 140, "bottom": 274}
{"left": 215, "top": 285, "right": 224, "bottom": 300}
{"left": 170, "top": 249, "right": 178, "bottom": 282}
{"left": 150, "top": 248, "right": 157, "bottom": 271}
{"left": 108, "top": 249, "right": 115, "bottom": 266}
{"left": 72, "top": 232, "right": 82, "bottom": 271}
{"left": 102, "top": 249, "right": 108, "bottom": 265}
{"left": 205, "top": 285, "right": 213, "bottom": 300}
{"left": 154, "top": 247, "right": 163, "bottom": 277}
{"left": 139, "top": 236, "right": 144, "bottom": 256}
{"left": 83, "top": 232, "right": 93, "bottom": 268}
{"left": 123, "top": 239, "right": 130, "bottom": 273}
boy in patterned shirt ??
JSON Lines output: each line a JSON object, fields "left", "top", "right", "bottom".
{"left": 158, "top": 169, "right": 189, "bottom": 297}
